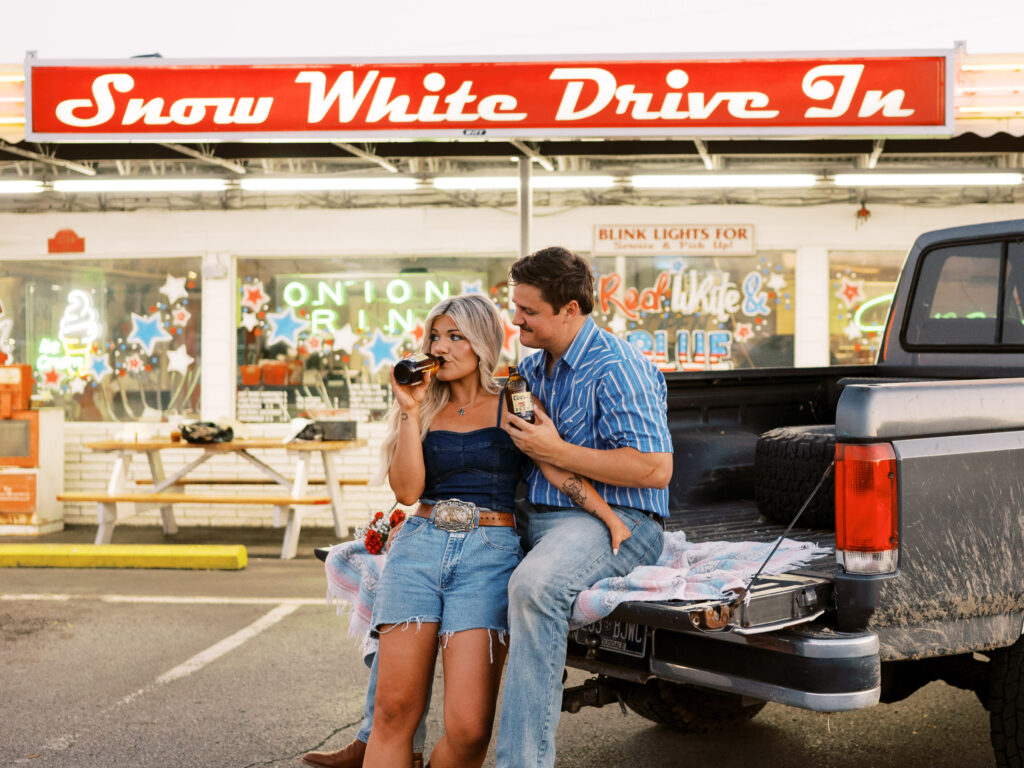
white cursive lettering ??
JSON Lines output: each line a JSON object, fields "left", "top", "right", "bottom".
{"left": 56, "top": 73, "right": 134, "bottom": 127}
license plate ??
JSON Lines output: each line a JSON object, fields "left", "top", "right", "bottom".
{"left": 572, "top": 619, "right": 647, "bottom": 658}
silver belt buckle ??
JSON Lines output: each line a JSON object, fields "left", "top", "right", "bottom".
{"left": 432, "top": 499, "right": 477, "bottom": 532}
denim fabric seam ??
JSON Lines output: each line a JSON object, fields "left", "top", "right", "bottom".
{"left": 479, "top": 526, "right": 522, "bottom": 553}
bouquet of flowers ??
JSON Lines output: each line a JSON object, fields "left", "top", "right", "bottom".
{"left": 356, "top": 504, "right": 407, "bottom": 555}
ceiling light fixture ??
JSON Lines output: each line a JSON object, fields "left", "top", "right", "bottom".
{"left": 833, "top": 172, "right": 1023, "bottom": 187}
{"left": 0, "top": 180, "right": 44, "bottom": 194}
{"left": 53, "top": 179, "right": 229, "bottom": 193}
{"left": 239, "top": 177, "right": 419, "bottom": 192}
{"left": 432, "top": 175, "right": 615, "bottom": 191}
{"left": 630, "top": 174, "right": 818, "bottom": 189}
{"left": 960, "top": 63, "right": 1024, "bottom": 72}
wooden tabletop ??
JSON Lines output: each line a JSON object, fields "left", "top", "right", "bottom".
{"left": 86, "top": 438, "right": 367, "bottom": 452}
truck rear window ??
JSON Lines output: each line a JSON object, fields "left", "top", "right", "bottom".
{"left": 905, "top": 242, "right": 1001, "bottom": 345}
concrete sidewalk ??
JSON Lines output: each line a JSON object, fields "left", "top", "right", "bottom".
{"left": 0, "top": 523, "right": 351, "bottom": 567}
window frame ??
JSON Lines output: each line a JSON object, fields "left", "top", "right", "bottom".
{"left": 899, "top": 236, "right": 1024, "bottom": 353}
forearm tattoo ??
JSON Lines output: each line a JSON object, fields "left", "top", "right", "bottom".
{"left": 400, "top": 413, "right": 409, "bottom": 421}
{"left": 561, "top": 476, "right": 592, "bottom": 512}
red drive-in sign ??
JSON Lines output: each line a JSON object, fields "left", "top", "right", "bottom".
{"left": 25, "top": 53, "right": 952, "bottom": 140}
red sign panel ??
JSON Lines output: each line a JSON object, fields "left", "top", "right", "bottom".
{"left": 26, "top": 54, "right": 952, "bottom": 140}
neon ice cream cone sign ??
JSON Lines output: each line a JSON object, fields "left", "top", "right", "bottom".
{"left": 58, "top": 289, "right": 101, "bottom": 372}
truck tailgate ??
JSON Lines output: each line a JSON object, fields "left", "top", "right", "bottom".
{"left": 615, "top": 499, "right": 835, "bottom": 633}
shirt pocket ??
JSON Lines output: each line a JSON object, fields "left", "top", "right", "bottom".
{"left": 556, "top": 406, "right": 593, "bottom": 446}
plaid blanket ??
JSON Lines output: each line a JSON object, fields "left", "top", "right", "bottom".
{"left": 324, "top": 531, "right": 831, "bottom": 647}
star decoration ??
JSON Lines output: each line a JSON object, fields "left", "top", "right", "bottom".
{"left": 766, "top": 272, "right": 787, "bottom": 292}
{"left": 359, "top": 329, "right": 402, "bottom": 373}
{"left": 127, "top": 311, "right": 173, "bottom": 355}
{"left": 410, "top": 321, "right": 426, "bottom": 347}
{"left": 835, "top": 277, "right": 865, "bottom": 309}
{"left": 265, "top": 307, "right": 311, "bottom": 348}
{"left": 91, "top": 354, "right": 113, "bottom": 380}
{"left": 166, "top": 345, "right": 195, "bottom": 375}
{"left": 171, "top": 307, "right": 192, "bottom": 327}
{"left": 670, "top": 259, "right": 685, "bottom": 273}
{"left": 734, "top": 323, "right": 754, "bottom": 342}
{"left": 501, "top": 312, "right": 519, "bottom": 356}
{"left": 306, "top": 335, "right": 324, "bottom": 353}
{"left": 843, "top": 321, "right": 863, "bottom": 341}
{"left": 331, "top": 323, "right": 359, "bottom": 353}
{"left": 240, "top": 313, "right": 260, "bottom": 332}
{"left": 241, "top": 281, "right": 270, "bottom": 312}
{"left": 125, "top": 354, "right": 144, "bottom": 373}
{"left": 41, "top": 368, "right": 61, "bottom": 388}
{"left": 461, "top": 280, "right": 483, "bottom": 295}
{"left": 159, "top": 274, "right": 189, "bottom": 304}
{"left": 69, "top": 377, "right": 88, "bottom": 395}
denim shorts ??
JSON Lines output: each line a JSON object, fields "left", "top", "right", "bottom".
{"left": 371, "top": 513, "right": 524, "bottom": 637}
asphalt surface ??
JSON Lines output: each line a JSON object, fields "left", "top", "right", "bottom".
{"left": 0, "top": 525, "right": 999, "bottom": 768}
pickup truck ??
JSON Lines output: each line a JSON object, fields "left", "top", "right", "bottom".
{"left": 561, "top": 219, "right": 1024, "bottom": 767}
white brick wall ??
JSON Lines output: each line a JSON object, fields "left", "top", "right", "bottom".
{"left": 61, "top": 420, "right": 395, "bottom": 531}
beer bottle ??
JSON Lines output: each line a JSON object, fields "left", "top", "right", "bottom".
{"left": 394, "top": 353, "right": 444, "bottom": 385}
{"left": 504, "top": 365, "right": 535, "bottom": 423}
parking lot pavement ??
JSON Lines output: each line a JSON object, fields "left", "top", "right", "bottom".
{"left": 0, "top": 528, "right": 999, "bottom": 768}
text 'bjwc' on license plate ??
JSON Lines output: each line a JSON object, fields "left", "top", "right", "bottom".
{"left": 572, "top": 619, "right": 647, "bottom": 658}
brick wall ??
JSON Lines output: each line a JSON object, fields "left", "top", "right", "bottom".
{"left": 61, "top": 421, "right": 397, "bottom": 532}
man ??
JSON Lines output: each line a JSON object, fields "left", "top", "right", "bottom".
{"left": 497, "top": 246, "right": 673, "bottom": 768}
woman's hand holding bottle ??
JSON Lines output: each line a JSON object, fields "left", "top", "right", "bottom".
{"left": 389, "top": 366, "right": 431, "bottom": 414}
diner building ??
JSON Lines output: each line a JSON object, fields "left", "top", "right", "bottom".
{"left": 0, "top": 44, "right": 1022, "bottom": 532}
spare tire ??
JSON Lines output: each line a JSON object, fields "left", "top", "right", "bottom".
{"left": 754, "top": 424, "right": 836, "bottom": 530}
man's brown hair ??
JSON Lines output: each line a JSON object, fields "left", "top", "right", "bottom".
{"left": 508, "top": 246, "right": 594, "bottom": 314}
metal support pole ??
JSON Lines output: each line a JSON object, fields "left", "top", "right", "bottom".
{"left": 518, "top": 157, "right": 532, "bottom": 259}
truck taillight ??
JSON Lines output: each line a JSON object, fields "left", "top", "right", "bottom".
{"left": 835, "top": 443, "right": 898, "bottom": 575}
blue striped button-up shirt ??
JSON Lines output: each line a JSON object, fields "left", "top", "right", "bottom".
{"left": 519, "top": 316, "right": 673, "bottom": 517}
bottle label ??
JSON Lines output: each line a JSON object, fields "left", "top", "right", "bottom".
{"left": 510, "top": 391, "right": 532, "bottom": 414}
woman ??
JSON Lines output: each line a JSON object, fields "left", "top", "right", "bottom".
{"left": 365, "top": 293, "right": 629, "bottom": 768}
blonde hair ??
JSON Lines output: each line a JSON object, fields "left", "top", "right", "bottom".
{"left": 373, "top": 293, "right": 505, "bottom": 485}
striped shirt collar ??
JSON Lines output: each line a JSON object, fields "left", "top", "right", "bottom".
{"left": 551, "top": 316, "right": 599, "bottom": 374}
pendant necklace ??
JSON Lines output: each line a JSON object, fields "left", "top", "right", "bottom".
{"left": 454, "top": 398, "right": 478, "bottom": 416}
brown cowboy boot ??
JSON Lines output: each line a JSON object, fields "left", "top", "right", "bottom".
{"left": 302, "top": 738, "right": 424, "bottom": 768}
{"left": 301, "top": 738, "right": 366, "bottom": 768}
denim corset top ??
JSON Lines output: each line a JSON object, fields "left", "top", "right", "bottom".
{"left": 420, "top": 418, "right": 524, "bottom": 514}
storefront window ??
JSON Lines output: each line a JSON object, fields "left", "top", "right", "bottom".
{"left": 589, "top": 251, "right": 796, "bottom": 370}
{"left": 235, "top": 250, "right": 798, "bottom": 423}
{"left": 0, "top": 258, "right": 202, "bottom": 421}
{"left": 235, "top": 255, "right": 512, "bottom": 423}
{"left": 828, "top": 251, "right": 905, "bottom": 365}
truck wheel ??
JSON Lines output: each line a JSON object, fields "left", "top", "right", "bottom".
{"left": 989, "top": 636, "right": 1024, "bottom": 767}
{"left": 755, "top": 424, "right": 836, "bottom": 530}
{"left": 623, "top": 680, "right": 766, "bottom": 733}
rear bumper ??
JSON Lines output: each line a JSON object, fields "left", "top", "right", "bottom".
{"left": 566, "top": 620, "right": 880, "bottom": 713}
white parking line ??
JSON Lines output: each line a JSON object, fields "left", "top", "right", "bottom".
{"left": 29, "top": 599, "right": 310, "bottom": 758}
{"left": 1, "top": 592, "right": 323, "bottom": 605}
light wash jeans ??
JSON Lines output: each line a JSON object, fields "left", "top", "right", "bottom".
{"left": 356, "top": 651, "right": 430, "bottom": 753}
{"left": 495, "top": 506, "right": 664, "bottom": 768}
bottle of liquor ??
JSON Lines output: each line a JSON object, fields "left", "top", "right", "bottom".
{"left": 394, "top": 353, "right": 444, "bottom": 385}
{"left": 504, "top": 365, "right": 535, "bottom": 423}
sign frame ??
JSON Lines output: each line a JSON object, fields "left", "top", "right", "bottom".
{"left": 24, "top": 49, "right": 955, "bottom": 142}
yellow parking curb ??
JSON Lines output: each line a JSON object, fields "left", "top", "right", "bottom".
{"left": 0, "top": 544, "right": 247, "bottom": 570}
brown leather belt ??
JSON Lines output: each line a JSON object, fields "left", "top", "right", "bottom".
{"left": 416, "top": 500, "right": 515, "bottom": 531}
